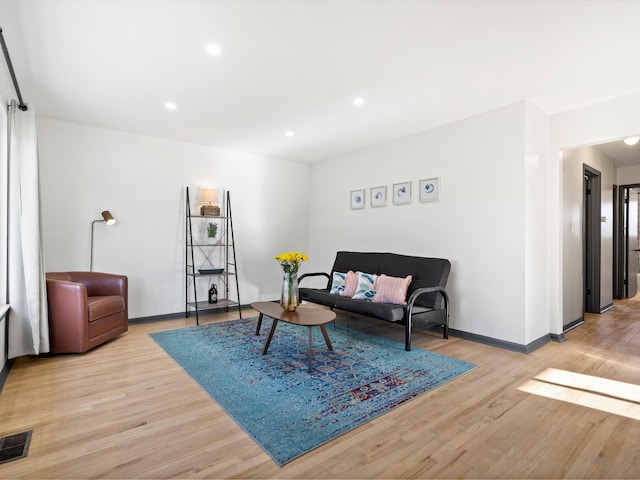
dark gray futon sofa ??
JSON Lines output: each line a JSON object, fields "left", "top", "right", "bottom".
{"left": 299, "top": 251, "right": 451, "bottom": 351}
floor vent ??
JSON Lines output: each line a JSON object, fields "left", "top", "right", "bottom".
{"left": 0, "top": 430, "right": 32, "bottom": 464}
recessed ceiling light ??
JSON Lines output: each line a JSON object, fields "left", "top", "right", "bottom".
{"left": 624, "top": 136, "right": 639, "bottom": 146}
{"left": 207, "top": 44, "right": 222, "bottom": 56}
{"left": 165, "top": 102, "right": 177, "bottom": 111}
{"left": 285, "top": 131, "right": 295, "bottom": 137}
{"left": 353, "top": 97, "right": 364, "bottom": 106}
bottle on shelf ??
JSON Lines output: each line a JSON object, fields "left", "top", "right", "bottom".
{"left": 208, "top": 284, "right": 218, "bottom": 304}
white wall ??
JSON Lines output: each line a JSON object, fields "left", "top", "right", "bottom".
{"left": 617, "top": 164, "right": 640, "bottom": 185}
{"left": 524, "top": 103, "right": 551, "bottom": 343}
{"left": 308, "top": 102, "right": 530, "bottom": 345}
{"left": 37, "top": 117, "right": 310, "bottom": 318}
{"left": 561, "top": 146, "right": 615, "bottom": 324}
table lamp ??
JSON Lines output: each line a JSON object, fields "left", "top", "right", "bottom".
{"left": 200, "top": 189, "right": 220, "bottom": 216}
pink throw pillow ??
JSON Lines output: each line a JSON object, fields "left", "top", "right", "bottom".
{"left": 341, "top": 270, "right": 358, "bottom": 297}
{"left": 372, "top": 274, "right": 412, "bottom": 304}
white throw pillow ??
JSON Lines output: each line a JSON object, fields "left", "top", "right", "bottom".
{"left": 352, "top": 272, "right": 377, "bottom": 301}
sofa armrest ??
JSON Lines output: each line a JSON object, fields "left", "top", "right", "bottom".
{"left": 405, "top": 286, "right": 450, "bottom": 351}
{"left": 299, "top": 272, "right": 331, "bottom": 290}
{"left": 406, "top": 286, "right": 449, "bottom": 312}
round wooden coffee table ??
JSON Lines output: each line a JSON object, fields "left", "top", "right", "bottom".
{"left": 251, "top": 301, "right": 336, "bottom": 373}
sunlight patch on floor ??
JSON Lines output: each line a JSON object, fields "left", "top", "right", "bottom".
{"left": 519, "top": 368, "right": 640, "bottom": 421}
{"left": 579, "top": 352, "right": 640, "bottom": 374}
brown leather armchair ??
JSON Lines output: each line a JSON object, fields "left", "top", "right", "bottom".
{"left": 46, "top": 272, "right": 128, "bottom": 353}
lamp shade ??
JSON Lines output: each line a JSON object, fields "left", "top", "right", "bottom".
{"left": 101, "top": 210, "right": 116, "bottom": 225}
{"left": 202, "top": 189, "right": 219, "bottom": 205}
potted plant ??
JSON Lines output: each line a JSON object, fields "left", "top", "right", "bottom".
{"left": 207, "top": 222, "right": 218, "bottom": 244}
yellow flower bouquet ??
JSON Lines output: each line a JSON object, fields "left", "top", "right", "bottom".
{"left": 274, "top": 251, "right": 308, "bottom": 274}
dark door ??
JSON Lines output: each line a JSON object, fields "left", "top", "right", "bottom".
{"left": 584, "top": 165, "right": 601, "bottom": 313}
{"left": 614, "top": 186, "right": 624, "bottom": 299}
{"left": 625, "top": 188, "right": 639, "bottom": 297}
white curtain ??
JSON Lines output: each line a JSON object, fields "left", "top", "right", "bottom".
{"left": 7, "top": 100, "right": 49, "bottom": 358}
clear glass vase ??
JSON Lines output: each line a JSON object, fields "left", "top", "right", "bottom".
{"left": 280, "top": 271, "right": 299, "bottom": 312}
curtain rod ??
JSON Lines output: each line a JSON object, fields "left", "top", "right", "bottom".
{"left": 0, "top": 27, "right": 28, "bottom": 111}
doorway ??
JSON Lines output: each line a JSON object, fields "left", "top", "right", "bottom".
{"left": 614, "top": 185, "right": 640, "bottom": 299}
{"left": 583, "top": 165, "right": 601, "bottom": 313}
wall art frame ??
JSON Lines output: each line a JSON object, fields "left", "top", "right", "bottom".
{"left": 370, "top": 185, "right": 387, "bottom": 207}
{"left": 419, "top": 177, "right": 440, "bottom": 202}
{"left": 350, "top": 189, "right": 365, "bottom": 209}
{"left": 392, "top": 181, "right": 411, "bottom": 205}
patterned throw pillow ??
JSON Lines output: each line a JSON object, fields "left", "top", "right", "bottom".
{"left": 341, "top": 270, "right": 359, "bottom": 297}
{"left": 352, "top": 272, "right": 377, "bottom": 300}
{"left": 372, "top": 274, "right": 412, "bottom": 305}
{"left": 329, "top": 271, "right": 347, "bottom": 295}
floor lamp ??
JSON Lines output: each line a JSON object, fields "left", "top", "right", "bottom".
{"left": 90, "top": 210, "right": 116, "bottom": 272}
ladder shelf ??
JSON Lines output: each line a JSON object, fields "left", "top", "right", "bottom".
{"left": 185, "top": 187, "right": 242, "bottom": 325}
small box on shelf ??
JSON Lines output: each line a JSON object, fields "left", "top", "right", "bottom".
{"left": 200, "top": 205, "right": 220, "bottom": 216}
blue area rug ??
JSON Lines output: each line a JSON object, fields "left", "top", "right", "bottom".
{"left": 150, "top": 318, "right": 476, "bottom": 466}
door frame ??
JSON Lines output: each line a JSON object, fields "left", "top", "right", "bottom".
{"left": 583, "top": 164, "right": 601, "bottom": 314}
{"left": 614, "top": 185, "right": 624, "bottom": 298}
{"left": 614, "top": 183, "right": 640, "bottom": 299}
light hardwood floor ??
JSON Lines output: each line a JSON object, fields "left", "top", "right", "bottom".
{"left": 2, "top": 298, "right": 640, "bottom": 479}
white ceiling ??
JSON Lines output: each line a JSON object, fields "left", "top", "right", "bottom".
{"left": 594, "top": 138, "right": 640, "bottom": 168}
{"left": 2, "top": 0, "right": 640, "bottom": 164}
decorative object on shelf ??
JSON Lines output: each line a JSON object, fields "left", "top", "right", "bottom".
{"left": 198, "top": 268, "right": 224, "bottom": 274}
{"left": 90, "top": 210, "right": 116, "bottom": 272}
{"left": 393, "top": 181, "right": 411, "bottom": 205}
{"left": 200, "top": 188, "right": 220, "bottom": 216}
{"left": 207, "top": 221, "right": 218, "bottom": 244}
{"left": 350, "top": 189, "right": 365, "bottom": 210}
{"left": 370, "top": 185, "right": 387, "bottom": 207}
{"left": 208, "top": 284, "right": 218, "bottom": 304}
{"left": 419, "top": 177, "right": 440, "bottom": 202}
{"left": 275, "top": 251, "right": 308, "bottom": 311}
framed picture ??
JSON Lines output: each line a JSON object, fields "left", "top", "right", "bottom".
{"left": 350, "top": 189, "right": 365, "bottom": 209}
{"left": 419, "top": 177, "right": 440, "bottom": 202}
{"left": 370, "top": 186, "right": 387, "bottom": 207}
{"left": 392, "top": 181, "right": 411, "bottom": 205}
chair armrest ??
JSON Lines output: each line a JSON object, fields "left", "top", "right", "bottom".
{"left": 299, "top": 272, "right": 331, "bottom": 289}
{"left": 46, "top": 279, "right": 88, "bottom": 312}
{"left": 407, "top": 286, "right": 449, "bottom": 313}
{"left": 46, "top": 279, "right": 90, "bottom": 351}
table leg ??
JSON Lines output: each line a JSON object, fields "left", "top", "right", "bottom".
{"left": 320, "top": 324, "right": 333, "bottom": 351}
{"left": 308, "top": 327, "right": 313, "bottom": 373}
{"left": 255, "top": 312, "right": 264, "bottom": 335}
{"left": 262, "top": 319, "right": 279, "bottom": 355}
